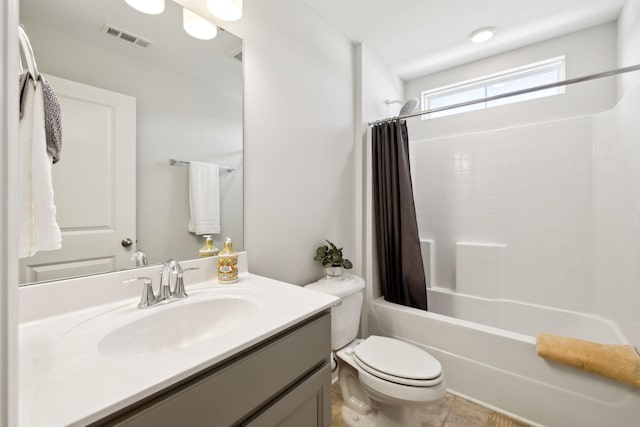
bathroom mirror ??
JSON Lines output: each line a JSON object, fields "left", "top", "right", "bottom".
{"left": 18, "top": 0, "right": 243, "bottom": 285}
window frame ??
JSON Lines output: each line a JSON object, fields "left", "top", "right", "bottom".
{"left": 421, "top": 56, "right": 566, "bottom": 119}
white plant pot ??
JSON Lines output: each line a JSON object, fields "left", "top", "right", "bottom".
{"left": 325, "top": 266, "right": 343, "bottom": 279}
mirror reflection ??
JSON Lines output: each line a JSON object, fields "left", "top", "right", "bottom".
{"left": 19, "top": 0, "right": 243, "bottom": 285}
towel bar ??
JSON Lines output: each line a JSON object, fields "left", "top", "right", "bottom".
{"left": 168, "top": 159, "right": 234, "bottom": 173}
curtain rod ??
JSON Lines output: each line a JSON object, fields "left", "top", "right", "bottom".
{"left": 368, "top": 63, "right": 640, "bottom": 126}
{"left": 168, "top": 159, "right": 235, "bottom": 173}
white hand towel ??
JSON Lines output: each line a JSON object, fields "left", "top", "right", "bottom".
{"left": 188, "top": 161, "right": 220, "bottom": 235}
{"left": 19, "top": 78, "right": 35, "bottom": 258}
{"left": 31, "top": 82, "right": 62, "bottom": 252}
{"left": 18, "top": 80, "right": 62, "bottom": 258}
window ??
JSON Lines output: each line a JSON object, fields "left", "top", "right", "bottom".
{"left": 421, "top": 57, "right": 565, "bottom": 119}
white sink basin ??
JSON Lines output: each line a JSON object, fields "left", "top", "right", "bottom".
{"left": 97, "top": 297, "right": 260, "bottom": 358}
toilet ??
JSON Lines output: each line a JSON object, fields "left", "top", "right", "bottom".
{"left": 305, "top": 273, "right": 446, "bottom": 427}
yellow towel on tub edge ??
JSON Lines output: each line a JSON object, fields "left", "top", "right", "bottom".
{"left": 536, "top": 333, "right": 640, "bottom": 388}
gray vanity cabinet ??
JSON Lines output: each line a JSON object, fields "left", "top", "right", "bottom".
{"left": 242, "top": 364, "right": 330, "bottom": 427}
{"left": 97, "top": 312, "right": 331, "bottom": 427}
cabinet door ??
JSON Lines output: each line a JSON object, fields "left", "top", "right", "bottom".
{"left": 243, "top": 363, "right": 331, "bottom": 427}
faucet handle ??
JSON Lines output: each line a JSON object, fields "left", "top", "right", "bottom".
{"left": 124, "top": 277, "right": 157, "bottom": 309}
{"left": 172, "top": 267, "right": 199, "bottom": 299}
{"left": 157, "top": 261, "right": 176, "bottom": 302}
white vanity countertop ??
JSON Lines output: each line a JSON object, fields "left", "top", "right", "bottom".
{"left": 19, "top": 268, "right": 338, "bottom": 427}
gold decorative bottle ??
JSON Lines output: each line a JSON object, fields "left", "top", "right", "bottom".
{"left": 217, "top": 237, "right": 239, "bottom": 283}
{"left": 199, "top": 235, "right": 219, "bottom": 257}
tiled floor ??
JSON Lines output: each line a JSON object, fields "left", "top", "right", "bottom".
{"left": 331, "top": 383, "right": 532, "bottom": 427}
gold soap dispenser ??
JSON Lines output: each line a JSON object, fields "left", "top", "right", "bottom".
{"left": 199, "top": 235, "right": 219, "bottom": 257}
{"left": 217, "top": 237, "right": 239, "bottom": 283}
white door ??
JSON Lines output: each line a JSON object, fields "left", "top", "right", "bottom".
{"left": 19, "top": 75, "right": 136, "bottom": 283}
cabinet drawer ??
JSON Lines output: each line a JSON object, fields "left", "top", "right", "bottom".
{"left": 242, "top": 363, "right": 331, "bottom": 427}
{"left": 102, "top": 312, "right": 331, "bottom": 427}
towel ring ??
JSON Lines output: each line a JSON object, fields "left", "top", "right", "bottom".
{"left": 18, "top": 25, "right": 40, "bottom": 83}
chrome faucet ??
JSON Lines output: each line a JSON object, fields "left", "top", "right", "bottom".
{"left": 124, "top": 260, "right": 199, "bottom": 309}
{"left": 158, "top": 259, "right": 199, "bottom": 300}
{"left": 131, "top": 249, "right": 149, "bottom": 267}
{"left": 124, "top": 277, "right": 157, "bottom": 309}
{"left": 158, "top": 261, "right": 174, "bottom": 302}
{"left": 169, "top": 259, "right": 189, "bottom": 299}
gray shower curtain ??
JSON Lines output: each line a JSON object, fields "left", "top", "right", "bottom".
{"left": 372, "top": 120, "right": 427, "bottom": 310}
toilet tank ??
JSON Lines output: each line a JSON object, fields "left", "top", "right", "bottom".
{"left": 305, "top": 273, "right": 365, "bottom": 350}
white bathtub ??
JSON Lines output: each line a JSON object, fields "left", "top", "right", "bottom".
{"left": 368, "top": 290, "right": 640, "bottom": 427}
{"left": 427, "top": 287, "right": 627, "bottom": 344}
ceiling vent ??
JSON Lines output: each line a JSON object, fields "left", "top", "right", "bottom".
{"left": 101, "top": 23, "right": 153, "bottom": 48}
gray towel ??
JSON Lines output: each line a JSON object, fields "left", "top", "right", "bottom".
{"left": 39, "top": 76, "right": 63, "bottom": 164}
{"left": 20, "top": 73, "right": 63, "bottom": 164}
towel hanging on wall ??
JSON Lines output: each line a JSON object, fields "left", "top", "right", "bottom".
{"left": 41, "top": 76, "right": 63, "bottom": 163}
{"left": 188, "top": 161, "right": 221, "bottom": 235}
{"left": 19, "top": 76, "right": 62, "bottom": 257}
{"left": 21, "top": 74, "right": 64, "bottom": 163}
{"left": 18, "top": 26, "right": 62, "bottom": 257}
{"left": 19, "top": 25, "right": 63, "bottom": 163}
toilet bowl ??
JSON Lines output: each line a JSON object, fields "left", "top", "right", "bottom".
{"left": 305, "top": 274, "right": 446, "bottom": 427}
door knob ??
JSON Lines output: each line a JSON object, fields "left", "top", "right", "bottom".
{"left": 121, "top": 238, "right": 133, "bottom": 248}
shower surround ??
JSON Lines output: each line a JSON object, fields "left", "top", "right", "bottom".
{"left": 409, "top": 80, "right": 640, "bottom": 348}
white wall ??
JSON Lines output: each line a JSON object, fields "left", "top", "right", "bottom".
{"left": 356, "top": 45, "right": 404, "bottom": 125}
{"left": 20, "top": 18, "right": 243, "bottom": 266}
{"left": 354, "top": 44, "right": 403, "bottom": 280}
{"left": 592, "top": 84, "right": 640, "bottom": 346}
{"left": 241, "top": 0, "right": 354, "bottom": 285}
{"left": 180, "top": 0, "right": 355, "bottom": 285}
{"left": 594, "top": 0, "right": 640, "bottom": 345}
{"left": 405, "top": 24, "right": 619, "bottom": 316}
{"left": 354, "top": 43, "right": 404, "bottom": 335}
{"left": 618, "top": 0, "right": 640, "bottom": 97}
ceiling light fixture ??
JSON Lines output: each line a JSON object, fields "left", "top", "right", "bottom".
{"left": 469, "top": 27, "right": 495, "bottom": 44}
{"left": 124, "top": 0, "right": 165, "bottom": 15}
{"left": 207, "top": 0, "right": 243, "bottom": 22}
{"left": 183, "top": 8, "right": 218, "bottom": 40}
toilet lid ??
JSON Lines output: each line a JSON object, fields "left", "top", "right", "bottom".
{"left": 304, "top": 273, "right": 365, "bottom": 298}
{"left": 353, "top": 336, "right": 442, "bottom": 384}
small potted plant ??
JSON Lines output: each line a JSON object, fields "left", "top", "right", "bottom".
{"left": 314, "top": 240, "right": 353, "bottom": 279}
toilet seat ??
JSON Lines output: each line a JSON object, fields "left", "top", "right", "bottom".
{"left": 353, "top": 336, "right": 443, "bottom": 387}
{"left": 357, "top": 365, "right": 446, "bottom": 404}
